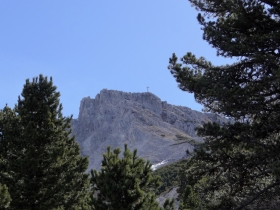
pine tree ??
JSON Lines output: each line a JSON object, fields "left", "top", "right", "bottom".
{"left": 168, "top": 0, "right": 280, "bottom": 209}
{"left": 90, "top": 144, "right": 175, "bottom": 210}
{"left": 0, "top": 75, "right": 90, "bottom": 210}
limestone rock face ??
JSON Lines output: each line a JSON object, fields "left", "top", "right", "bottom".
{"left": 71, "top": 89, "right": 226, "bottom": 170}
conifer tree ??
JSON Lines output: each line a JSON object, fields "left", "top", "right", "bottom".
{"left": 90, "top": 144, "right": 174, "bottom": 210}
{"left": 168, "top": 0, "right": 280, "bottom": 209}
{"left": 0, "top": 75, "right": 90, "bottom": 210}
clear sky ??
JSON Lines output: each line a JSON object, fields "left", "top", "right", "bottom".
{"left": 1, "top": 1, "right": 231, "bottom": 118}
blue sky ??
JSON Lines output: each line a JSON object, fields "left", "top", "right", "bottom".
{"left": 1, "top": 1, "right": 232, "bottom": 118}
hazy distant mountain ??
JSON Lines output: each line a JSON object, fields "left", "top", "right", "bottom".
{"left": 71, "top": 89, "right": 227, "bottom": 171}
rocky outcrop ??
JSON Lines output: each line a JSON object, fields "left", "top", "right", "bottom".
{"left": 157, "top": 187, "right": 179, "bottom": 209}
{"left": 71, "top": 89, "right": 227, "bottom": 170}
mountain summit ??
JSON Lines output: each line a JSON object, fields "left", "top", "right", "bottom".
{"left": 71, "top": 89, "right": 226, "bottom": 170}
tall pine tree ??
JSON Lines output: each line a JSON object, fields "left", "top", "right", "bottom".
{"left": 90, "top": 144, "right": 174, "bottom": 210}
{"left": 168, "top": 0, "right": 280, "bottom": 209}
{"left": 0, "top": 75, "right": 90, "bottom": 210}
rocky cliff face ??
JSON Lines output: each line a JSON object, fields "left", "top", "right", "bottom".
{"left": 71, "top": 89, "right": 226, "bottom": 170}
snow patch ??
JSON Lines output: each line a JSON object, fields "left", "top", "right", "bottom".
{"left": 151, "top": 160, "right": 168, "bottom": 171}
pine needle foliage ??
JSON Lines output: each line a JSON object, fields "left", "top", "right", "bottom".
{"left": 0, "top": 183, "right": 11, "bottom": 209}
{"left": 90, "top": 144, "right": 175, "bottom": 210}
{"left": 168, "top": 0, "right": 280, "bottom": 209}
{"left": 0, "top": 75, "right": 90, "bottom": 210}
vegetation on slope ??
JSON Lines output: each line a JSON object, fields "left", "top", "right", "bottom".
{"left": 154, "top": 159, "right": 188, "bottom": 196}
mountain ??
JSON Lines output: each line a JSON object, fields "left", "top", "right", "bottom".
{"left": 71, "top": 89, "right": 227, "bottom": 171}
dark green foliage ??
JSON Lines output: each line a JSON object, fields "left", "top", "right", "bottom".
{"left": 168, "top": 0, "right": 280, "bottom": 209}
{"left": 0, "top": 75, "right": 90, "bottom": 210}
{"left": 0, "top": 184, "right": 11, "bottom": 209}
{"left": 0, "top": 158, "right": 11, "bottom": 209}
{"left": 90, "top": 144, "right": 175, "bottom": 210}
{"left": 154, "top": 160, "right": 208, "bottom": 210}
{"left": 154, "top": 160, "right": 188, "bottom": 195}
{"left": 178, "top": 185, "right": 200, "bottom": 210}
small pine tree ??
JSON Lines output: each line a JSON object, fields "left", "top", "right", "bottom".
{"left": 90, "top": 144, "right": 174, "bottom": 210}
{"left": 0, "top": 75, "right": 90, "bottom": 210}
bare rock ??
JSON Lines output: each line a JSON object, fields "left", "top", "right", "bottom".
{"left": 71, "top": 89, "right": 227, "bottom": 170}
{"left": 156, "top": 187, "right": 180, "bottom": 210}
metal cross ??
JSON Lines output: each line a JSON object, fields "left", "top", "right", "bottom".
{"left": 147, "top": 86, "right": 149, "bottom": 92}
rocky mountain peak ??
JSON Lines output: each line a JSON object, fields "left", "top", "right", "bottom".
{"left": 72, "top": 89, "right": 226, "bottom": 170}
